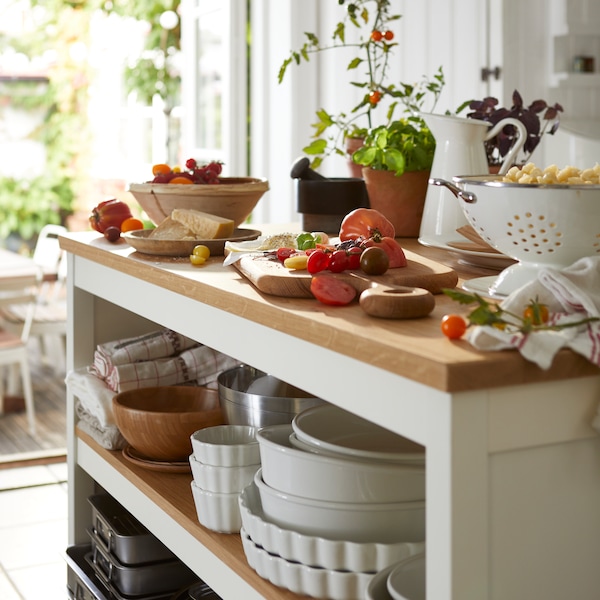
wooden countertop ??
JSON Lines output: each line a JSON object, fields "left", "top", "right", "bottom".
{"left": 60, "top": 231, "right": 600, "bottom": 393}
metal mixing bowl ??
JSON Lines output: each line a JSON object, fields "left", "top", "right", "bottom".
{"left": 217, "top": 365, "right": 326, "bottom": 427}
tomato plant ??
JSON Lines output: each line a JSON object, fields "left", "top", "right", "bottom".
{"left": 441, "top": 314, "right": 467, "bottom": 340}
{"left": 339, "top": 208, "right": 395, "bottom": 241}
{"left": 310, "top": 274, "right": 357, "bottom": 306}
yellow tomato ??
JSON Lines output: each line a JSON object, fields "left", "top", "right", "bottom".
{"left": 192, "top": 245, "right": 210, "bottom": 259}
{"left": 189, "top": 255, "right": 207, "bottom": 266}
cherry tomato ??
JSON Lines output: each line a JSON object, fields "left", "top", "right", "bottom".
{"left": 310, "top": 274, "right": 357, "bottom": 306}
{"left": 120, "top": 217, "right": 144, "bottom": 233}
{"left": 347, "top": 246, "right": 363, "bottom": 270}
{"left": 276, "top": 247, "right": 296, "bottom": 262}
{"left": 192, "top": 245, "right": 211, "bottom": 259}
{"left": 103, "top": 226, "right": 121, "bottom": 243}
{"left": 523, "top": 303, "right": 549, "bottom": 325}
{"left": 370, "top": 30, "right": 383, "bottom": 42}
{"left": 369, "top": 90, "right": 382, "bottom": 105}
{"left": 189, "top": 254, "right": 206, "bottom": 266}
{"left": 339, "top": 208, "right": 396, "bottom": 241}
{"left": 360, "top": 246, "right": 389, "bottom": 275}
{"left": 441, "top": 314, "right": 467, "bottom": 340}
{"left": 361, "top": 236, "right": 407, "bottom": 268}
{"left": 383, "top": 30, "right": 394, "bottom": 40}
{"left": 328, "top": 249, "right": 350, "bottom": 273}
{"left": 152, "top": 163, "right": 171, "bottom": 176}
{"left": 284, "top": 254, "right": 309, "bottom": 270}
{"left": 307, "top": 249, "right": 331, "bottom": 274}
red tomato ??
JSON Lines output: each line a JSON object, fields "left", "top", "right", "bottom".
{"left": 370, "top": 30, "right": 383, "bottom": 42}
{"left": 369, "top": 90, "right": 382, "bottom": 105}
{"left": 441, "top": 314, "right": 467, "bottom": 340}
{"left": 361, "top": 236, "right": 407, "bottom": 268}
{"left": 307, "top": 249, "right": 331, "bottom": 274}
{"left": 347, "top": 246, "right": 363, "bottom": 270}
{"left": 328, "top": 250, "right": 350, "bottom": 273}
{"left": 310, "top": 274, "right": 357, "bottom": 306}
{"left": 383, "top": 30, "right": 394, "bottom": 40}
{"left": 339, "top": 208, "right": 396, "bottom": 242}
{"left": 276, "top": 247, "right": 296, "bottom": 262}
{"left": 89, "top": 199, "right": 133, "bottom": 233}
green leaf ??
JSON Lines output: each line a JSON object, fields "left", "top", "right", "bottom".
{"left": 383, "top": 149, "right": 405, "bottom": 175}
{"left": 303, "top": 139, "right": 328, "bottom": 155}
{"left": 347, "top": 57, "right": 362, "bottom": 70}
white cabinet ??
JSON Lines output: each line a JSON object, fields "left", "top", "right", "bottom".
{"left": 63, "top": 234, "right": 600, "bottom": 600}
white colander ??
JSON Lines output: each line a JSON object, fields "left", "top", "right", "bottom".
{"left": 430, "top": 176, "right": 600, "bottom": 295}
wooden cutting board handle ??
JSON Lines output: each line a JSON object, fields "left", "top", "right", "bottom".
{"left": 359, "top": 283, "right": 435, "bottom": 319}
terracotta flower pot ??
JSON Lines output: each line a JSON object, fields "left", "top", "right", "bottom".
{"left": 362, "top": 168, "right": 429, "bottom": 237}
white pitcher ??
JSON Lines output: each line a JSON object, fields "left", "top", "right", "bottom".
{"left": 419, "top": 113, "right": 527, "bottom": 245}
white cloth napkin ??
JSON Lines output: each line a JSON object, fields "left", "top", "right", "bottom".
{"left": 467, "top": 256, "right": 600, "bottom": 370}
{"left": 66, "top": 367, "right": 118, "bottom": 427}
{"left": 92, "top": 329, "right": 199, "bottom": 378}
{"left": 75, "top": 401, "right": 126, "bottom": 451}
{"left": 104, "top": 345, "right": 240, "bottom": 393}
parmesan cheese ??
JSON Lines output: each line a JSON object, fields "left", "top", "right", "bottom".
{"left": 148, "top": 216, "right": 196, "bottom": 240}
{"left": 170, "top": 209, "right": 235, "bottom": 239}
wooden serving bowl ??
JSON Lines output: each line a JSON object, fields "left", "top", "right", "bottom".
{"left": 113, "top": 386, "right": 225, "bottom": 462}
{"left": 128, "top": 177, "right": 269, "bottom": 227}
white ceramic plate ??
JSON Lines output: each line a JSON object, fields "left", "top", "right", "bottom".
{"left": 461, "top": 275, "right": 507, "bottom": 300}
{"left": 240, "top": 528, "right": 374, "bottom": 600}
{"left": 238, "top": 481, "right": 425, "bottom": 573}
{"left": 366, "top": 563, "right": 396, "bottom": 600}
{"left": 386, "top": 553, "right": 426, "bottom": 600}
{"left": 419, "top": 234, "right": 515, "bottom": 270}
{"left": 292, "top": 405, "right": 425, "bottom": 465}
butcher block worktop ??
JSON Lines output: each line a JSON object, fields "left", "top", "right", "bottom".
{"left": 60, "top": 232, "right": 598, "bottom": 393}
{"left": 61, "top": 230, "right": 600, "bottom": 600}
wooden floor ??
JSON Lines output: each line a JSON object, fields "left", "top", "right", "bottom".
{"left": 0, "top": 339, "right": 67, "bottom": 466}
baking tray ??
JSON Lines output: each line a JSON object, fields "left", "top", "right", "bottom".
{"left": 66, "top": 544, "right": 175, "bottom": 600}
{"left": 88, "top": 494, "right": 176, "bottom": 565}
{"left": 88, "top": 529, "right": 197, "bottom": 597}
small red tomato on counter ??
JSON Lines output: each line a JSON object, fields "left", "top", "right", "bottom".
{"left": 441, "top": 314, "right": 467, "bottom": 340}
{"left": 89, "top": 199, "right": 133, "bottom": 233}
{"left": 339, "top": 208, "right": 396, "bottom": 242}
{"left": 103, "top": 226, "right": 121, "bottom": 243}
{"left": 359, "top": 246, "right": 389, "bottom": 275}
{"left": 276, "top": 247, "right": 297, "bottom": 262}
{"left": 307, "top": 249, "right": 331, "bottom": 274}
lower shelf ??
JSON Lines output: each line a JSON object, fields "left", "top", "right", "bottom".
{"left": 74, "top": 429, "right": 312, "bottom": 600}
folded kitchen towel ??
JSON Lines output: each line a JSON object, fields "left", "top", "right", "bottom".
{"left": 467, "top": 256, "right": 600, "bottom": 370}
{"left": 92, "top": 329, "right": 199, "bottom": 378}
{"left": 66, "top": 367, "right": 118, "bottom": 427}
{"left": 104, "top": 345, "right": 240, "bottom": 393}
{"left": 75, "top": 401, "right": 126, "bottom": 451}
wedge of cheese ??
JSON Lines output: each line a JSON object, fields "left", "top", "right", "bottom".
{"left": 171, "top": 209, "right": 235, "bottom": 240}
{"left": 148, "top": 216, "right": 196, "bottom": 240}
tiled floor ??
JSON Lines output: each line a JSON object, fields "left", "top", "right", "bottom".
{"left": 0, "top": 462, "right": 69, "bottom": 599}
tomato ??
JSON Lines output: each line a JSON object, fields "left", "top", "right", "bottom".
{"left": 369, "top": 90, "right": 382, "bottom": 105}
{"left": 284, "top": 254, "right": 309, "bottom": 270}
{"left": 152, "top": 163, "right": 171, "bottom": 176}
{"left": 339, "top": 208, "right": 396, "bottom": 242}
{"left": 370, "top": 30, "right": 383, "bottom": 42}
{"left": 120, "top": 217, "right": 144, "bottom": 233}
{"left": 361, "top": 236, "right": 407, "bottom": 268}
{"left": 170, "top": 175, "right": 194, "bottom": 184}
{"left": 276, "top": 247, "right": 296, "bottom": 262}
{"left": 383, "top": 30, "right": 394, "bottom": 40}
{"left": 310, "top": 274, "right": 357, "bottom": 306}
{"left": 192, "top": 245, "right": 211, "bottom": 259}
{"left": 347, "top": 246, "right": 363, "bottom": 270}
{"left": 360, "top": 246, "right": 389, "bottom": 275}
{"left": 328, "top": 249, "right": 350, "bottom": 273}
{"left": 89, "top": 199, "right": 133, "bottom": 233}
{"left": 307, "top": 249, "right": 331, "bottom": 274}
{"left": 523, "top": 303, "right": 549, "bottom": 325}
{"left": 104, "top": 226, "right": 121, "bottom": 243}
{"left": 441, "top": 314, "right": 467, "bottom": 340}
{"left": 189, "top": 254, "right": 206, "bottom": 266}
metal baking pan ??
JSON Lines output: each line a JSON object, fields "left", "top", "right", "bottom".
{"left": 88, "top": 494, "right": 176, "bottom": 565}
{"left": 170, "top": 580, "right": 222, "bottom": 600}
{"left": 88, "top": 528, "right": 197, "bottom": 597}
{"left": 66, "top": 544, "right": 175, "bottom": 600}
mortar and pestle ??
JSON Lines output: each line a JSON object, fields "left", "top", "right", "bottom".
{"left": 291, "top": 157, "right": 369, "bottom": 234}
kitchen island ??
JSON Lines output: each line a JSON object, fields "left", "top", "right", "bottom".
{"left": 61, "top": 231, "right": 600, "bottom": 600}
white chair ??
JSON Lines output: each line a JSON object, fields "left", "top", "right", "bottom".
{"left": 0, "top": 272, "right": 40, "bottom": 436}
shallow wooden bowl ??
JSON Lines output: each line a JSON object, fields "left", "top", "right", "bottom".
{"left": 113, "top": 386, "right": 225, "bottom": 462}
{"left": 128, "top": 177, "right": 269, "bottom": 227}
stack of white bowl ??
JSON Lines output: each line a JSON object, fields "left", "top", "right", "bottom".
{"left": 189, "top": 425, "right": 260, "bottom": 533}
{"left": 239, "top": 405, "right": 427, "bottom": 599}
{"left": 366, "top": 553, "right": 425, "bottom": 600}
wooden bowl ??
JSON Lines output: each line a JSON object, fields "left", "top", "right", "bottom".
{"left": 128, "top": 177, "right": 269, "bottom": 227}
{"left": 113, "top": 386, "right": 225, "bottom": 462}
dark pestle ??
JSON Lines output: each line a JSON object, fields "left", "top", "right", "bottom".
{"left": 290, "top": 156, "right": 327, "bottom": 181}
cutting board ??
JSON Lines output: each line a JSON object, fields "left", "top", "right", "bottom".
{"left": 232, "top": 249, "right": 458, "bottom": 298}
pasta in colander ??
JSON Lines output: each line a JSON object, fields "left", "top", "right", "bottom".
{"left": 502, "top": 162, "right": 600, "bottom": 185}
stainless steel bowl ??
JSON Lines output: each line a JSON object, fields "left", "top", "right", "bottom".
{"left": 217, "top": 365, "right": 326, "bottom": 427}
